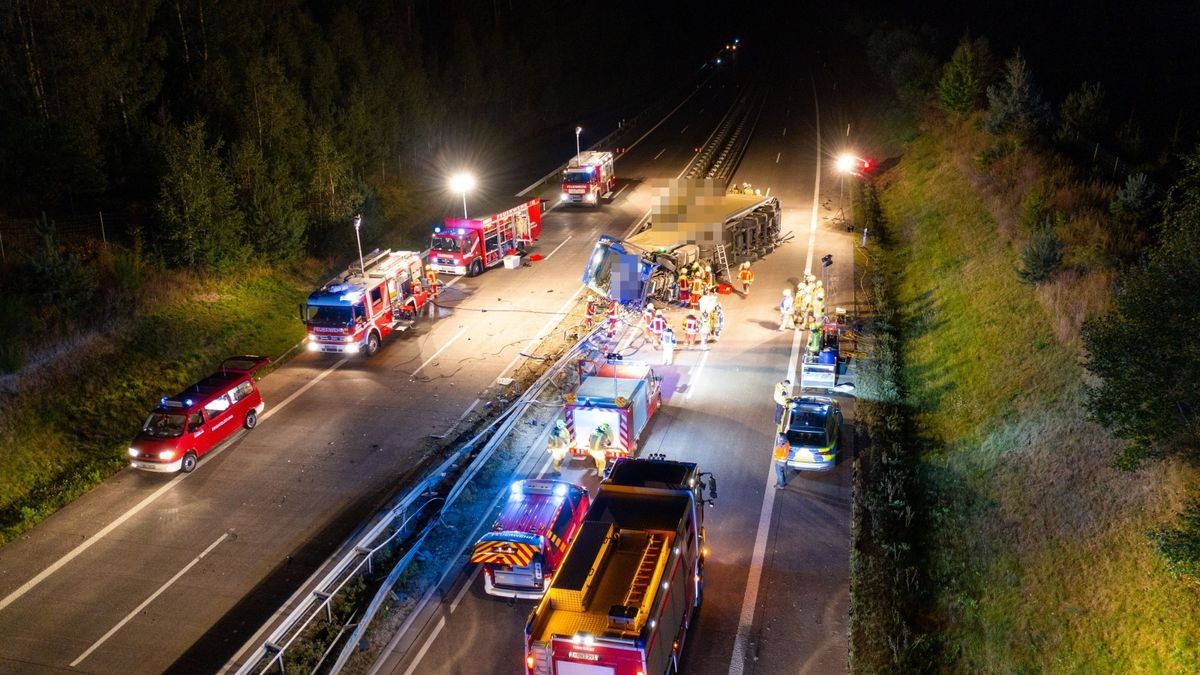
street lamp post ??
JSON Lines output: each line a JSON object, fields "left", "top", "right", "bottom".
{"left": 575, "top": 126, "right": 582, "bottom": 159}
{"left": 449, "top": 173, "right": 475, "bottom": 219}
{"left": 353, "top": 214, "right": 365, "bottom": 275}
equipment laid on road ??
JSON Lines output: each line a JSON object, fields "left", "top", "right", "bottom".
{"left": 581, "top": 178, "right": 781, "bottom": 305}
{"left": 561, "top": 151, "right": 616, "bottom": 206}
{"left": 523, "top": 457, "right": 714, "bottom": 675}
{"left": 563, "top": 359, "right": 662, "bottom": 463}
{"left": 129, "top": 355, "right": 270, "bottom": 473}
{"left": 428, "top": 197, "right": 543, "bottom": 276}
{"left": 302, "top": 248, "right": 431, "bottom": 356}
{"left": 471, "top": 480, "right": 591, "bottom": 600}
{"left": 799, "top": 308, "right": 853, "bottom": 393}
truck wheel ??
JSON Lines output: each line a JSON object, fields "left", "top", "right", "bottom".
{"left": 244, "top": 410, "right": 257, "bottom": 429}
{"left": 365, "top": 331, "right": 381, "bottom": 356}
{"left": 181, "top": 451, "right": 198, "bottom": 473}
{"left": 468, "top": 260, "right": 484, "bottom": 277}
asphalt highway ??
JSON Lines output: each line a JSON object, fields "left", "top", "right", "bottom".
{"left": 0, "top": 81, "right": 736, "bottom": 674}
{"left": 372, "top": 70, "right": 858, "bottom": 675}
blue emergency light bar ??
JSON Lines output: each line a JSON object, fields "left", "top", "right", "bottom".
{"left": 434, "top": 225, "right": 442, "bottom": 233}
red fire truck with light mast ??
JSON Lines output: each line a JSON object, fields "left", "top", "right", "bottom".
{"left": 301, "top": 248, "right": 433, "bottom": 356}
{"left": 428, "top": 197, "right": 543, "bottom": 276}
{"left": 524, "top": 456, "right": 715, "bottom": 675}
{"left": 561, "top": 151, "right": 616, "bottom": 207}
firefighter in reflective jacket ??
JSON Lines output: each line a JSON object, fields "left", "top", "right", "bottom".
{"left": 547, "top": 420, "right": 571, "bottom": 473}
{"left": 738, "top": 261, "right": 755, "bottom": 294}
{"left": 650, "top": 309, "right": 667, "bottom": 347}
{"left": 606, "top": 298, "right": 620, "bottom": 338}
{"left": 641, "top": 303, "right": 656, "bottom": 340}
{"left": 683, "top": 313, "right": 700, "bottom": 346}
{"left": 584, "top": 296, "right": 597, "bottom": 330}
{"left": 425, "top": 265, "right": 439, "bottom": 297}
{"left": 678, "top": 270, "right": 691, "bottom": 307}
{"left": 588, "top": 423, "right": 613, "bottom": 475}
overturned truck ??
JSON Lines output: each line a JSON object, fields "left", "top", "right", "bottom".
{"left": 581, "top": 179, "right": 782, "bottom": 305}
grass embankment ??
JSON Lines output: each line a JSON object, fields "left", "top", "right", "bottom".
{"left": 878, "top": 127, "right": 1200, "bottom": 671}
{"left": 0, "top": 265, "right": 312, "bottom": 544}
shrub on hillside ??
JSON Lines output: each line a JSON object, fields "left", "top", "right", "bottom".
{"left": 1017, "top": 225, "right": 1063, "bottom": 284}
{"left": 1109, "top": 172, "right": 1157, "bottom": 228}
{"left": 985, "top": 52, "right": 1050, "bottom": 140}
{"left": 1056, "top": 81, "right": 1108, "bottom": 142}
{"left": 1082, "top": 153, "right": 1200, "bottom": 463}
{"left": 1151, "top": 500, "right": 1200, "bottom": 583}
{"left": 1018, "top": 189, "right": 1049, "bottom": 232}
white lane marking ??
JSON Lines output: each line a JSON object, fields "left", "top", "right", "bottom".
{"left": 782, "top": 127, "right": 787, "bottom": 136}
{"left": 497, "top": 285, "right": 585, "bottom": 380}
{"left": 543, "top": 235, "right": 573, "bottom": 261}
{"left": 443, "top": 276, "right": 463, "bottom": 289}
{"left": 450, "top": 567, "right": 479, "bottom": 613}
{"left": 0, "top": 357, "right": 347, "bottom": 615}
{"left": 622, "top": 83, "right": 703, "bottom": 155}
{"left": 680, "top": 124, "right": 689, "bottom": 133}
{"left": 410, "top": 327, "right": 467, "bottom": 378}
{"left": 685, "top": 350, "right": 710, "bottom": 401}
{"left": 729, "top": 327, "right": 805, "bottom": 675}
{"left": 71, "top": 533, "right": 229, "bottom": 667}
{"left": 612, "top": 184, "right": 629, "bottom": 200}
{"left": 731, "top": 83, "right": 823, "bottom": 673}
{"left": 765, "top": 187, "right": 772, "bottom": 198}
{"left": 775, "top": 151, "right": 781, "bottom": 164}
{"left": 261, "top": 358, "right": 348, "bottom": 422}
{"left": 402, "top": 616, "right": 446, "bottom": 675}
{"left": 653, "top": 148, "right": 666, "bottom": 160}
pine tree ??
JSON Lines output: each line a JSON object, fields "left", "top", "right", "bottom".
{"left": 937, "top": 37, "right": 985, "bottom": 115}
{"left": 985, "top": 52, "right": 1050, "bottom": 139}
{"left": 157, "top": 120, "right": 246, "bottom": 270}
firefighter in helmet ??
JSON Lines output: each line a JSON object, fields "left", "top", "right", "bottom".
{"left": 588, "top": 423, "right": 614, "bottom": 475}
{"left": 547, "top": 419, "right": 571, "bottom": 473}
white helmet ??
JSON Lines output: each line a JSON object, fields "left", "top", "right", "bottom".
{"left": 741, "top": 261, "right": 750, "bottom": 269}
{"left": 815, "top": 280, "right": 823, "bottom": 288}
{"left": 783, "top": 289, "right": 792, "bottom": 296}
{"left": 706, "top": 265, "right": 712, "bottom": 273}
{"left": 646, "top": 302, "right": 654, "bottom": 311}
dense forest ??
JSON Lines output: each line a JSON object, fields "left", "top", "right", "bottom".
{"left": 0, "top": 0, "right": 722, "bottom": 261}
{"left": 0, "top": 0, "right": 731, "bottom": 371}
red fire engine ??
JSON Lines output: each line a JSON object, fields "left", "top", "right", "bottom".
{"left": 428, "top": 197, "right": 543, "bottom": 276}
{"left": 561, "top": 151, "right": 616, "bottom": 206}
{"left": 470, "top": 480, "right": 590, "bottom": 600}
{"left": 302, "top": 248, "right": 433, "bottom": 356}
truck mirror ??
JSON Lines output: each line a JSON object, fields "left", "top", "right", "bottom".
{"left": 707, "top": 476, "right": 718, "bottom": 499}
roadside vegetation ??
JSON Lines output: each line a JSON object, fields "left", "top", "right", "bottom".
{"left": 0, "top": 3, "right": 705, "bottom": 546}
{"left": 850, "top": 24, "right": 1200, "bottom": 672}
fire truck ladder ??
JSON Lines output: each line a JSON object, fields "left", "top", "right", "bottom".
{"left": 623, "top": 532, "right": 666, "bottom": 610}
{"left": 714, "top": 244, "right": 732, "bottom": 283}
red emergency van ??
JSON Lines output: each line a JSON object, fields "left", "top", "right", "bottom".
{"left": 470, "top": 480, "right": 590, "bottom": 599}
{"left": 129, "top": 355, "right": 270, "bottom": 473}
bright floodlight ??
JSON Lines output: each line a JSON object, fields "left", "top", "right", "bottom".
{"left": 449, "top": 173, "right": 475, "bottom": 194}
{"left": 449, "top": 172, "right": 475, "bottom": 219}
{"left": 836, "top": 154, "right": 856, "bottom": 173}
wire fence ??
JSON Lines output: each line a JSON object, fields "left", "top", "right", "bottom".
{"left": 0, "top": 211, "right": 141, "bottom": 262}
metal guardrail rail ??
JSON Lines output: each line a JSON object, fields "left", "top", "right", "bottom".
{"left": 230, "top": 326, "right": 601, "bottom": 675}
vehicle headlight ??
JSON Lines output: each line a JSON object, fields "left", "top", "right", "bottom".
{"left": 560, "top": 193, "right": 569, "bottom": 201}
{"left": 345, "top": 343, "right": 360, "bottom": 354}
{"left": 308, "top": 341, "right": 320, "bottom": 351}
{"left": 158, "top": 450, "right": 176, "bottom": 460}
{"left": 128, "top": 447, "right": 139, "bottom": 458}
{"left": 343, "top": 335, "right": 355, "bottom": 342}
{"left": 585, "top": 192, "right": 596, "bottom": 202}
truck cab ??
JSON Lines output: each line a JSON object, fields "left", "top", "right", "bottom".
{"left": 471, "top": 480, "right": 590, "bottom": 599}
{"left": 129, "top": 355, "right": 270, "bottom": 473}
{"left": 561, "top": 151, "right": 615, "bottom": 206}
